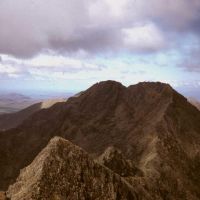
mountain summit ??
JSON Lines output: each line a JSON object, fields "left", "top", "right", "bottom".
{"left": 0, "top": 81, "right": 200, "bottom": 199}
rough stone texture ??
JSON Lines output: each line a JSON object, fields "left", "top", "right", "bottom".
{"left": 0, "top": 81, "right": 200, "bottom": 199}
{"left": 97, "top": 146, "right": 143, "bottom": 177}
{"left": 6, "top": 137, "right": 145, "bottom": 200}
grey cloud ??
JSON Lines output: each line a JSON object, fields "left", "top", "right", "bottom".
{"left": 49, "top": 27, "right": 123, "bottom": 54}
{"left": 0, "top": 0, "right": 91, "bottom": 57}
{"left": 135, "top": 0, "right": 200, "bottom": 32}
{"left": 0, "top": 0, "right": 200, "bottom": 59}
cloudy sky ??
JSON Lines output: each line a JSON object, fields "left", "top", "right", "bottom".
{"left": 0, "top": 0, "right": 200, "bottom": 98}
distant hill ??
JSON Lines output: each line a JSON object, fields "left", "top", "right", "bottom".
{"left": 0, "top": 93, "right": 35, "bottom": 114}
{"left": 0, "top": 81, "right": 200, "bottom": 199}
{"left": 0, "top": 92, "right": 73, "bottom": 114}
{"left": 0, "top": 98, "right": 66, "bottom": 131}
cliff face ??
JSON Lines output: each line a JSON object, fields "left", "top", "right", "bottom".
{"left": 0, "top": 81, "right": 200, "bottom": 199}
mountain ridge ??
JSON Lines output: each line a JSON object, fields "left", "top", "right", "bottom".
{"left": 0, "top": 80, "right": 200, "bottom": 199}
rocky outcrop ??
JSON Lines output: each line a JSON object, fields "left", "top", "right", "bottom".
{"left": 97, "top": 146, "right": 143, "bottom": 177}
{"left": 6, "top": 137, "right": 147, "bottom": 200}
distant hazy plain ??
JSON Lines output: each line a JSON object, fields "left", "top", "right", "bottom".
{"left": 0, "top": 90, "right": 74, "bottom": 114}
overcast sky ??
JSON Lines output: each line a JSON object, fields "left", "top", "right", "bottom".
{"left": 0, "top": 0, "right": 200, "bottom": 98}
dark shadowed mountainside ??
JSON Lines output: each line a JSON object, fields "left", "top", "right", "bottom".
{"left": 0, "top": 81, "right": 200, "bottom": 199}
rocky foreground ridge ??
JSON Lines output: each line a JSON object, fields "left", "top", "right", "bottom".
{"left": 6, "top": 137, "right": 147, "bottom": 200}
{"left": 0, "top": 81, "right": 200, "bottom": 199}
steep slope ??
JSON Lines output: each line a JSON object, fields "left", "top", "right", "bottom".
{"left": 0, "top": 80, "right": 200, "bottom": 199}
{"left": 0, "top": 99, "right": 65, "bottom": 130}
{"left": 6, "top": 137, "right": 146, "bottom": 200}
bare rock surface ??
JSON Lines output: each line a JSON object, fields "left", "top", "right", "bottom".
{"left": 6, "top": 137, "right": 145, "bottom": 200}
{"left": 97, "top": 146, "right": 143, "bottom": 177}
